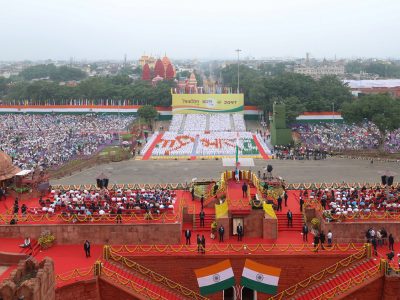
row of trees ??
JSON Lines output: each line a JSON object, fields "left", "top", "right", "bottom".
{"left": 341, "top": 94, "right": 400, "bottom": 139}
{"left": 218, "top": 65, "right": 353, "bottom": 122}
{"left": 18, "top": 64, "right": 87, "bottom": 81}
{"left": 345, "top": 61, "right": 400, "bottom": 78}
{"left": 2, "top": 76, "right": 174, "bottom": 106}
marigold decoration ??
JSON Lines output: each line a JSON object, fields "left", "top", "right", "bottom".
{"left": 38, "top": 230, "right": 56, "bottom": 249}
{"left": 310, "top": 218, "right": 320, "bottom": 230}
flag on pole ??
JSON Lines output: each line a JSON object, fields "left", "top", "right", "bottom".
{"left": 241, "top": 259, "right": 281, "bottom": 295}
{"left": 194, "top": 260, "right": 235, "bottom": 295}
{"left": 235, "top": 132, "right": 240, "bottom": 168}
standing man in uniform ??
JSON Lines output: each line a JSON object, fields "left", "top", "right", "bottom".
{"left": 287, "top": 210, "right": 293, "bottom": 227}
{"left": 199, "top": 209, "right": 205, "bottom": 228}
{"left": 277, "top": 195, "right": 283, "bottom": 212}
{"left": 84, "top": 240, "right": 91, "bottom": 258}
{"left": 237, "top": 223, "right": 243, "bottom": 241}
{"left": 185, "top": 229, "right": 192, "bottom": 245}
{"left": 218, "top": 225, "right": 225, "bottom": 242}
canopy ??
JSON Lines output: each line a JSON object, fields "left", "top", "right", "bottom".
{"left": 222, "top": 158, "right": 255, "bottom": 167}
{"left": 16, "top": 170, "right": 32, "bottom": 176}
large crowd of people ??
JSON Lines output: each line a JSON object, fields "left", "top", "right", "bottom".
{"left": 272, "top": 145, "right": 329, "bottom": 160}
{"left": 0, "top": 114, "right": 135, "bottom": 170}
{"left": 301, "top": 186, "right": 400, "bottom": 218}
{"left": 294, "top": 122, "right": 400, "bottom": 153}
{"left": 293, "top": 122, "right": 385, "bottom": 152}
{"left": 13, "top": 187, "right": 177, "bottom": 221}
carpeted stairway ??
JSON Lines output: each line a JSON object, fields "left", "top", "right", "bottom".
{"left": 276, "top": 212, "right": 303, "bottom": 232}
{"left": 102, "top": 261, "right": 184, "bottom": 300}
{"left": 292, "top": 258, "right": 378, "bottom": 300}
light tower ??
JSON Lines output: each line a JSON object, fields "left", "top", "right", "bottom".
{"left": 235, "top": 49, "right": 241, "bottom": 93}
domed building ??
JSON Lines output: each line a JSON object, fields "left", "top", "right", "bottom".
{"left": 0, "top": 151, "right": 20, "bottom": 182}
{"left": 153, "top": 59, "right": 165, "bottom": 78}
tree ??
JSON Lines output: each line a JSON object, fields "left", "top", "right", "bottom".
{"left": 341, "top": 94, "right": 400, "bottom": 145}
{"left": 137, "top": 105, "right": 158, "bottom": 124}
{"left": 19, "top": 64, "right": 86, "bottom": 82}
{"left": 283, "top": 96, "right": 306, "bottom": 124}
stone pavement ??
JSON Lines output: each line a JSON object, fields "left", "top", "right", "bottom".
{"left": 50, "top": 157, "right": 399, "bottom": 185}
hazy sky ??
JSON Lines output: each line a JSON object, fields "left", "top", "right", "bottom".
{"left": 1, "top": 0, "right": 399, "bottom": 61}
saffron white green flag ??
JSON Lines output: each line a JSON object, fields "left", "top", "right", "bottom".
{"left": 235, "top": 132, "right": 239, "bottom": 168}
{"left": 194, "top": 260, "right": 235, "bottom": 295}
{"left": 241, "top": 259, "right": 281, "bottom": 295}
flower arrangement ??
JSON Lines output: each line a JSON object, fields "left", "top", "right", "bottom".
{"left": 38, "top": 230, "right": 55, "bottom": 249}
{"left": 311, "top": 218, "right": 320, "bottom": 230}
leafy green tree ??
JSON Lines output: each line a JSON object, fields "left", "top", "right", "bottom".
{"left": 19, "top": 64, "right": 86, "bottom": 81}
{"left": 137, "top": 105, "right": 158, "bottom": 124}
{"left": 283, "top": 96, "right": 306, "bottom": 124}
{"left": 342, "top": 94, "right": 400, "bottom": 144}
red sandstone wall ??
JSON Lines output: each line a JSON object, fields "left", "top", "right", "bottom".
{"left": 56, "top": 279, "right": 99, "bottom": 300}
{"left": 340, "top": 275, "right": 384, "bottom": 300}
{"left": 98, "top": 277, "right": 141, "bottom": 300}
{"left": 242, "top": 210, "right": 264, "bottom": 238}
{"left": 322, "top": 221, "right": 400, "bottom": 243}
{"left": 0, "top": 223, "right": 181, "bottom": 244}
{"left": 383, "top": 276, "right": 400, "bottom": 300}
{"left": 127, "top": 254, "right": 349, "bottom": 299}
{"left": 0, "top": 252, "right": 28, "bottom": 265}
{"left": 263, "top": 217, "right": 278, "bottom": 239}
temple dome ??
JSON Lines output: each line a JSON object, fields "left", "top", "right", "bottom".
{"left": 0, "top": 151, "right": 21, "bottom": 181}
{"left": 162, "top": 56, "right": 171, "bottom": 68}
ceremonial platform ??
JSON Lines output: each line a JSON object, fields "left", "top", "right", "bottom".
{"left": 1, "top": 170, "right": 399, "bottom": 300}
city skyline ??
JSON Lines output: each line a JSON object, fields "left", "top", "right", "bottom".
{"left": 1, "top": 0, "right": 400, "bottom": 61}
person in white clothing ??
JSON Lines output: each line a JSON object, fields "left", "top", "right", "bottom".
{"left": 327, "top": 230, "right": 333, "bottom": 246}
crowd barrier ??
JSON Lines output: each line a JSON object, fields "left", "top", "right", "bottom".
{"left": 268, "top": 245, "right": 369, "bottom": 300}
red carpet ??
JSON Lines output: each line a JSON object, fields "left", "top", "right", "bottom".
{"left": 252, "top": 134, "right": 269, "bottom": 159}
{"left": 142, "top": 133, "right": 163, "bottom": 160}
{"left": 102, "top": 261, "right": 182, "bottom": 300}
{"left": 226, "top": 180, "right": 251, "bottom": 212}
{"left": 293, "top": 259, "right": 379, "bottom": 300}
{"left": 35, "top": 244, "right": 102, "bottom": 275}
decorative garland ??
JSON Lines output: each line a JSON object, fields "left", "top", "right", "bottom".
{"left": 316, "top": 264, "right": 381, "bottom": 300}
{"left": 108, "top": 243, "right": 364, "bottom": 255}
{"left": 108, "top": 252, "right": 207, "bottom": 300}
{"left": 55, "top": 266, "right": 94, "bottom": 286}
{"left": 51, "top": 181, "right": 398, "bottom": 193}
{"left": 268, "top": 247, "right": 368, "bottom": 300}
{"left": 101, "top": 267, "right": 168, "bottom": 300}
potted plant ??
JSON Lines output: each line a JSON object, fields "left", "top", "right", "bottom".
{"left": 38, "top": 230, "right": 56, "bottom": 250}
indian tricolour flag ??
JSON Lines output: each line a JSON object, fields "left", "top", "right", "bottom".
{"left": 235, "top": 132, "right": 240, "bottom": 168}
{"left": 194, "top": 260, "right": 235, "bottom": 295}
{"left": 241, "top": 259, "right": 281, "bottom": 295}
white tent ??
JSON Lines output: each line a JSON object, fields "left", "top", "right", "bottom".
{"left": 222, "top": 158, "right": 255, "bottom": 167}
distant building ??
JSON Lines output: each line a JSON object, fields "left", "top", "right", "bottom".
{"left": 138, "top": 54, "right": 156, "bottom": 69}
{"left": 293, "top": 64, "right": 345, "bottom": 79}
{"left": 344, "top": 79, "right": 400, "bottom": 98}
{"left": 141, "top": 54, "right": 176, "bottom": 81}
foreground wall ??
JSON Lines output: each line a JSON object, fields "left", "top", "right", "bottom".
{"left": 322, "top": 221, "right": 400, "bottom": 243}
{"left": 0, "top": 223, "right": 181, "bottom": 244}
{"left": 56, "top": 279, "right": 99, "bottom": 300}
{"left": 129, "top": 254, "right": 350, "bottom": 300}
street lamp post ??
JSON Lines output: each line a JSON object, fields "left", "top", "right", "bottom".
{"left": 235, "top": 49, "right": 241, "bottom": 93}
